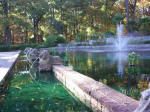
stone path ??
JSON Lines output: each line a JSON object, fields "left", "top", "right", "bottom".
{"left": 0, "top": 51, "right": 20, "bottom": 82}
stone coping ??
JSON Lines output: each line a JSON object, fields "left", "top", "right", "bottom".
{"left": 53, "top": 65, "right": 139, "bottom": 112}
{"left": 0, "top": 51, "right": 21, "bottom": 83}
{"left": 50, "top": 44, "right": 150, "bottom": 51}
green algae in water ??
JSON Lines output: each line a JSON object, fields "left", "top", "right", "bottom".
{"left": 1, "top": 74, "right": 92, "bottom": 112}
{"left": 0, "top": 56, "right": 92, "bottom": 112}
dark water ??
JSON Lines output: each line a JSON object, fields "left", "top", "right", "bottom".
{"left": 0, "top": 55, "right": 92, "bottom": 112}
{"left": 57, "top": 50, "right": 150, "bottom": 100}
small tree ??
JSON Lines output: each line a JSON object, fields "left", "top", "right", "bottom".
{"left": 28, "top": 0, "right": 48, "bottom": 43}
{"left": 139, "top": 17, "right": 150, "bottom": 35}
{"left": 113, "top": 14, "right": 124, "bottom": 25}
{"left": 75, "top": 32, "right": 87, "bottom": 42}
{"left": 56, "top": 35, "right": 67, "bottom": 44}
{"left": 44, "top": 35, "right": 57, "bottom": 47}
{"left": 128, "top": 20, "right": 137, "bottom": 33}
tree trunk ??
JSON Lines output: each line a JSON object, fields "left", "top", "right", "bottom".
{"left": 34, "top": 19, "right": 39, "bottom": 43}
{"left": 25, "top": 28, "right": 28, "bottom": 43}
{"left": 125, "top": 0, "right": 129, "bottom": 33}
{"left": 105, "top": 0, "right": 108, "bottom": 31}
{"left": 132, "top": 0, "right": 137, "bottom": 20}
{"left": 2, "top": 0, "right": 11, "bottom": 44}
{"left": 5, "top": 27, "right": 11, "bottom": 44}
{"left": 24, "top": 5, "right": 28, "bottom": 43}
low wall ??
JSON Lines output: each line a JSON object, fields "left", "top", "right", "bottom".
{"left": 53, "top": 65, "right": 139, "bottom": 112}
{"left": 51, "top": 44, "right": 150, "bottom": 52}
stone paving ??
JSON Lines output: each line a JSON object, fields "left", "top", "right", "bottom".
{"left": 0, "top": 51, "right": 20, "bottom": 83}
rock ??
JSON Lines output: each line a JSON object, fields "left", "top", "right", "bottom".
{"left": 27, "top": 48, "right": 39, "bottom": 62}
{"left": 24, "top": 48, "right": 63, "bottom": 72}
{"left": 140, "top": 74, "right": 147, "bottom": 81}
{"left": 24, "top": 47, "right": 33, "bottom": 55}
{"left": 134, "top": 89, "right": 150, "bottom": 112}
{"left": 39, "top": 50, "right": 53, "bottom": 72}
{"left": 52, "top": 56, "right": 62, "bottom": 65}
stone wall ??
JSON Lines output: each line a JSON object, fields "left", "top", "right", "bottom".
{"left": 53, "top": 65, "right": 139, "bottom": 112}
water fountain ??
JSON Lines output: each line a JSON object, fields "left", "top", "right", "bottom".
{"left": 115, "top": 23, "right": 129, "bottom": 51}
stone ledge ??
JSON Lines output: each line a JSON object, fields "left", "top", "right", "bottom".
{"left": 0, "top": 51, "right": 21, "bottom": 83}
{"left": 53, "top": 65, "right": 139, "bottom": 112}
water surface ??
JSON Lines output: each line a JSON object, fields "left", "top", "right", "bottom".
{"left": 57, "top": 50, "right": 150, "bottom": 100}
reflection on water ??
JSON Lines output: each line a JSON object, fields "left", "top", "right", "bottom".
{"left": 0, "top": 55, "right": 92, "bottom": 112}
{"left": 107, "top": 52, "right": 128, "bottom": 77}
{"left": 59, "top": 50, "right": 150, "bottom": 100}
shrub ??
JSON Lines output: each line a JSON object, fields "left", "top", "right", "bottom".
{"left": 139, "top": 17, "right": 150, "bottom": 34}
{"left": 75, "top": 32, "right": 87, "bottom": 42}
{"left": 56, "top": 35, "right": 67, "bottom": 44}
{"left": 104, "top": 30, "right": 116, "bottom": 38}
{"left": 90, "top": 33, "right": 103, "bottom": 40}
{"left": 113, "top": 14, "right": 124, "bottom": 25}
{"left": 143, "top": 40, "right": 150, "bottom": 44}
{"left": 44, "top": 34, "right": 57, "bottom": 47}
{"left": 92, "top": 41, "right": 106, "bottom": 45}
{"left": 128, "top": 20, "right": 138, "bottom": 32}
{"left": 0, "top": 44, "right": 41, "bottom": 52}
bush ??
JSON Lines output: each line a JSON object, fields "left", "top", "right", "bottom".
{"left": 75, "top": 32, "right": 87, "bottom": 42}
{"left": 143, "top": 40, "right": 150, "bottom": 44}
{"left": 139, "top": 17, "right": 150, "bottom": 34}
{"left": 90, "top": 33, "right": 103, "bottom": 40}
{"left": 104, "top": 30, "right": 116, "bottom": 38}
{"left": 128, "top": 20, "right": 138, "bottom": 32}
{"left": 44, "top": 35, "right": 57, "bottom": 47}
{"left": 128, "top": 40, "right": 150, "bottom": 44}
{"left": 56, "top": 35, "right": 67, "bottom": 44}
{"left": 113, "top": 14, "right": 124, "bottom": 25}
{"left": 92, "top": 41, "right": 106, "bottom": 45}
{"left": 0, "top": 44, "right": 42, "bottom": 52}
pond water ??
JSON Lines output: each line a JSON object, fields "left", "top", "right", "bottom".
{"left": 0, "top": 55, "right": 92, "bottom": 112}
{"left": 57, "top": 50, "right": 150, "bottom": 100}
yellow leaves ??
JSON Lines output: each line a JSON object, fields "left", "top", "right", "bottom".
{"left": 40, "top": 98, "right": 44, "bottom": 100}
{"left": 101, "top": 5, "right": 106, "bottom": 12}
{"left": 138, "top": 81, "right": 149, "bottom": 91}
{"left": 137, "top": 0, "right": 150, "bottom": 8}
{"left": 14, "top": 85, "right": 22, "bottom": 90}
{"left": 31, "top": 98, "right": 35, "bottom": 101}
{"left": 63, "top": 21, "right": 67, "bottom": 25}
{"left": 86, "top": 27, "right": 93, "bottom": 36}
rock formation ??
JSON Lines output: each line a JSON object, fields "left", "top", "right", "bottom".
{"left": 24, "top": 48, "right": 62, "bottom": 72}
{"left": 39, "top": 50, "right": 53, "bottom": 72}
{"left": 24, "top": 48, "right": 39, "bottom": 63}
{"left": 134, "top": 87, "right": 150, "bottom": 112}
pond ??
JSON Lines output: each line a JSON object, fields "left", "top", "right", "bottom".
{"left": 0, "top": 55, "right": 92, "bottom": 112}
{"left": 57, "top": 50, "right": 150, "bottom": 100}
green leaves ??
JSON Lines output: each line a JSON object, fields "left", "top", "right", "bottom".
{"left": 139, "top": 17, "right": 150, "bottom": 25}
{"left": 113, "top": 14, "right": 124, "bottom": 25}
{"left": 128, "top": 52, "right": 140, "bottom": 66}
{"left": 28, "top": 0, "right": 48, "bottom": 20}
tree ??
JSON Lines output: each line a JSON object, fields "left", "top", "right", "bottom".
{"left": 129, "top": 0, "right": 137, "bottom": 19}
{"left": 28, "top": 0, "right": 48, "bottom": 43}
{"left": 1, "top": 0, "right": 11, "bottom": 44}
{"left": 125, "top": 0, "right": 130, "bottom": 33}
